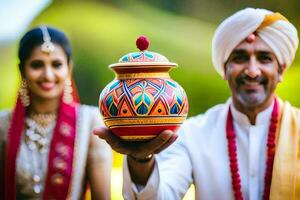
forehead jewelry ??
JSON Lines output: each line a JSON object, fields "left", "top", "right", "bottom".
{"left": 40, "top": 25, "right": 55, "bottom": 53}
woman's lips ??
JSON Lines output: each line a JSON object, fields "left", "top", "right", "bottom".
{"left": 39, "top": 82, "right": 55, "bottom": 91}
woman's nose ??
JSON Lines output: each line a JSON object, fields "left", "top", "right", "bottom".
{"left": 43, "top": 66, "right": 55, "bottom": 80}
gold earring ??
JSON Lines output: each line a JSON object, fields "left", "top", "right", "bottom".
{"left": 19, "top": 80, "right": 30, "bottom": 107}
{"left": 63, "top": 79, "right": 73, "bottom": 104}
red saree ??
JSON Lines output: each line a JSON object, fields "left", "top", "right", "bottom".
{"left": 2, "top": 79, "right": 80, "bottom": 199}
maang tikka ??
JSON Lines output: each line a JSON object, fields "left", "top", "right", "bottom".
{"left": 40, "top": 25, "right": 55, "bottom": 53}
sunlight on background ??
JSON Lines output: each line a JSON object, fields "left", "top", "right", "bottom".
{"left": 0, "top": 0, "right": 51, "bottom": 43}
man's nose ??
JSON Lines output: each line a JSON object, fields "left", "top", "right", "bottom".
{"left": 245, "top": 56, "right": 261, "bottom": 78}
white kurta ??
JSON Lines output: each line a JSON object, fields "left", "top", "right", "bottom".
{"left": 123, "top": 98, "right": 274, "bottom": 200}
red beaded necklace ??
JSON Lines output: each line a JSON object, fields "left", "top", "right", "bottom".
{"left": 226, "top": 98, "right": 279, "bottom": 200}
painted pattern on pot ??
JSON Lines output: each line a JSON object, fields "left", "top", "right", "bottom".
{"left": 99, "top": 36, "right": 188, "bottom": 140}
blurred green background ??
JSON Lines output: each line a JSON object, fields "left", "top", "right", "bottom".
{"left": 1, "top": 0, "right": 299, "bottom": 115}
{"left": 0, "top": 1, "right": 299, "bottom": 199}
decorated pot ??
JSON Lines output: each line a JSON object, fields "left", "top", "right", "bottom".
{"left": 99, "top": 36, "right": 188, "bottom": 141}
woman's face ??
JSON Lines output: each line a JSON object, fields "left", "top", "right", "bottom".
{"left": 23, "top": 44, "right": 70, "bottom": 102}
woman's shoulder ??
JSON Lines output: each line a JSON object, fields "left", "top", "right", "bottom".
{"left": 0, "top": 110, "right": 11, "bottom": 140}
{"left": 78, "top": 104, "right": 100, "bottom": 116}
{"left": 78, "top": 104, "right": 104, "bottom": 127}
{"left": 0, "top": 110, "right": 11, "bottom": 127}
{"left": 0, "top": 109, "right": 11, "bottom": 119}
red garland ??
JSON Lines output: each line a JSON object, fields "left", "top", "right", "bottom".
{"left": 226, "top": 98, "right": 278, "bottom": 200}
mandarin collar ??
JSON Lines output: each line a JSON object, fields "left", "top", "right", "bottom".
{"left": 229, "top": 98, "right": 274, "bottom": 126}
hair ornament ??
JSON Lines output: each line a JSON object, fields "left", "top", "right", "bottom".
{"left": 40, "top": 25, "right": 55, "bottom": 53}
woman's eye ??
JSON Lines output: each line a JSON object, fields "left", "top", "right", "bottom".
{"left": 52, "top": 61, "right": 62, "bottom": 68}
{"left": 30, "top": 61, "right": 44, "bottom": 69}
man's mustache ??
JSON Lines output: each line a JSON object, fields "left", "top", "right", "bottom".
{"left": 236, "top": 74, "right": 267, "bottom": 85}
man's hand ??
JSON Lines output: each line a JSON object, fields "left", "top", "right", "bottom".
{"left": 93, "top": 127, "right": 178, "bottom": 185}
{"left": 93, "top": 126, "right": 178, "bottom": 160}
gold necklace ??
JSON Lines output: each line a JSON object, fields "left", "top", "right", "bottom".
{"left": 25, "top": 112, "right": 57, "bottom": 152}
{"left": 24, "top": 112, "right": 57, "bottom": 194}
{"left": 28, "top": 112, "right": 57, "bottom": 127}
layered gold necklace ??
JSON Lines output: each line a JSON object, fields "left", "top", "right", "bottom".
{"left": 25, "top": 112, "right": 57, "bottom": 153}
{"left": 24, "top": 112, "right": 57, "bottom": 194}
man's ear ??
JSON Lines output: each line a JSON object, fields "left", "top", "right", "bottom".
{"left": 278, "top": 64, "right": 286, "bottom": 82}
{"left": 223, "top": 65, "right": 228, "bottom": 80}
{"left": 278, "top": 74, "right": 283, "bottom": 82}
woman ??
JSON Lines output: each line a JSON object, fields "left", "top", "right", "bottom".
{"left": 0, "top": 26, "right": 112, "bottom": 199}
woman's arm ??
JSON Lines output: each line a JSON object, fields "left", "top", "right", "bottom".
{"left": 0, "top": 111, "right": 10, "bottom": 196}
{"left": 85, "top": 107, "right": 112, "bottom": 200}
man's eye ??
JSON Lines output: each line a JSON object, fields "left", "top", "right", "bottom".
{"left": 258, "top": 55, "right": 273, "bottom": 63}
{"left": 231, "top": 55, "right": 248, "bottom": 63}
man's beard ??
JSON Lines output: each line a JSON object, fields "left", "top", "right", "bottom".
{"left": 235, "top": 74, "right": 268, "bottom": 107}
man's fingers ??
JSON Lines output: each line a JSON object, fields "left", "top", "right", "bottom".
{"left": 93, "top": 126, "right": 108, "bottom": 138}
{"left": 135, "top": 130, "right": 174, "bottom": 156}
{"left": 94, "top": 128, "right": 177, "bottom": 157}
{"left": 93, "top": 126, "right": 132, "bottom": 155}
{"left": 154, "top": 133, "right": 178, "bottom": 154}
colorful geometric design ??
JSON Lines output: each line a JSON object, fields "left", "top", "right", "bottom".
{"left": 119, "top": 51, "right": 169, "bottom": 63}
{"left": 99, "top": 77, "right": 189, "bottom": 141}
{"left": 99, "top": 36, "right": 188, "bottom": 141}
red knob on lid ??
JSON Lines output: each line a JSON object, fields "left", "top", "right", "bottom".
{"left": 136, "top": 35, "right": 149, "bottom": 51}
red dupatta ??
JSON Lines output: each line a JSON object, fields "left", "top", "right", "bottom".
{"left": 1, "top": 79, "right": 80, "bottom": 199}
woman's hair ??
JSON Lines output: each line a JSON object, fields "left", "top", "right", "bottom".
{"left": 18, "top": 26, "right": 72, "bottom": 70}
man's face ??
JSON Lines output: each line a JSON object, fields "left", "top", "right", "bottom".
{"left": 225, "top": 36, "right": 283, "bottom": 110}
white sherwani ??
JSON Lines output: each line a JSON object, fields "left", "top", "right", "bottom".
{"left": 123, "top": 99, "right": 275, "bottom": 200}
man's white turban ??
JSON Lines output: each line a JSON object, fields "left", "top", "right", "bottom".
{"left": 212, "top": 8, "right": 299, "bottom": 77}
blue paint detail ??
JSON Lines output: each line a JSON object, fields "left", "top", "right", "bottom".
{"left": 135, "top": 95, "right": 142, "bottom": 105}
{"left": 145, "top": 52, "right": 154, "bottom": 59}
{"left": 144, "top": 93, "right": 151, "bottom": 106}
{"left": 109, "top": 80, "right": 120, "bottom": 90}
{"left": 121, "top": 56, "right": 129, "bottom": 62}
{"left": 137, "top": 103, "right": 148, "bottom": 115}
{"left": 109, "top": 104, "right": 118, "bottom": 116}
{"left": 132, "top": 53, "right": 141, "bottom": 59}
{"left": 167, "top": 80, "right": 176, "bottom": 88}
{"left": 177, "top": 96, "right": 182, "bottom": 106}
{"left": 106, "top": 95, "right": 113, "bottom": 107}
{"left": 170, "top": 104, "right": 180, "bottom": 114}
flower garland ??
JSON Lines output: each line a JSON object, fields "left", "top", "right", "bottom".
{"left": 226, "top": 98, "right": 278, "bottom": 200}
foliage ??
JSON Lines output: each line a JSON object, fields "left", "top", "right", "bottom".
{"left": 0, "top": 1, "right": 299, "bottom": 199}
{"left": 1, "top": 0, "right": 299, "bottom": 115}
{"left": 30, "top": 0, "right": 228, "bottom": 117}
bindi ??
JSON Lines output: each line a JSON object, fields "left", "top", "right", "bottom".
{"left": 246, "top": 33, "right": 256, "bottom": 43}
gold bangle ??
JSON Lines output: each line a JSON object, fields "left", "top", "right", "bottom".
{"left": 129, "top": 154, "right": 153, "bottom": 163}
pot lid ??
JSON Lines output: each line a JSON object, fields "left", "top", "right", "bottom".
{"left": 109, "top": 35, "right": 177, "bottom": 68}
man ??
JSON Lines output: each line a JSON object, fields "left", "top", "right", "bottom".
{"left": 94, "top": 8, "right": 300, "bottom": 199}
